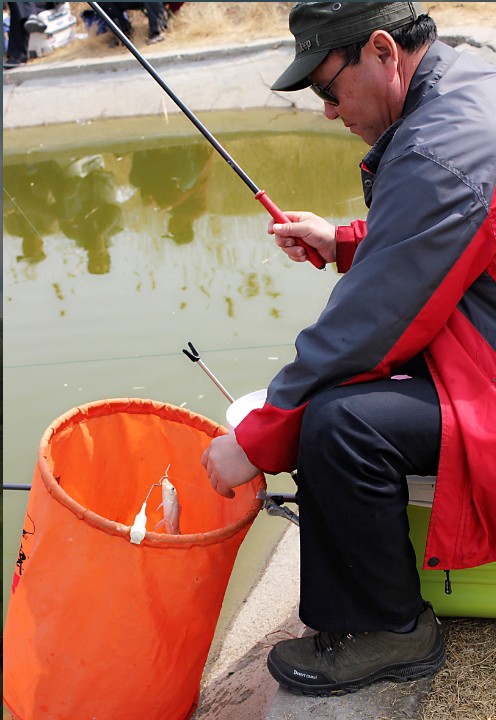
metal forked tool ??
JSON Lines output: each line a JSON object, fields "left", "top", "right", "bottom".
{"left": 182, "top": 342, "right": 235, "bottom": 403}
{"left": 182, "top": 341, "right": 299, "bottom": 525}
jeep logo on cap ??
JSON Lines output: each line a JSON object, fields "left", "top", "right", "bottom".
{"left": 299, "top": 39, "right": 312, "bottom": 52}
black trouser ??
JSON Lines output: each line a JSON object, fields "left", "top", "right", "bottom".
{"left": 97, "top": 2, "right": 133, "bottom": 36}
{"left": 6, "top": 2, "right": 37, "bottom": 61}
{"left": 297, "top": 374, "right": 441, "bottom": 633}
{"left": 143, "top": 2, "right": 166, "bottom": 35}
{"left": 99, "top": 2, "right": 166, "bottom": 36}
{"left": 6, "top": 2, "right": 57, "bottom": 61}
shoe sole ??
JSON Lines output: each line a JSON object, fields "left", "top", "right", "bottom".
{"left": 24, "top": 22, "right": 47, "bottom": 33}
{"left": 146, "top": 35, "right": 165, "bottom": 44}
{"left": 267, "top": 638, "right": 446, "bottom": 697}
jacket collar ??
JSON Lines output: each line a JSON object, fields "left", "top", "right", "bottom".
{"left": 360, "top": 40, "right": 457, "bottom": 206}
{"left": 402, "top": 39, "right": 457, "bottom": 116}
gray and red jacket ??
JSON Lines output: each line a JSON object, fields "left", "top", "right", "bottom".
{"left": 236, "top": 40, "right": 496, "bottom": 571}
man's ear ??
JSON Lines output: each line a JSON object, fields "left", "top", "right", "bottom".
{"left": 366, "top": 29, "right": 398, "bottom": 78}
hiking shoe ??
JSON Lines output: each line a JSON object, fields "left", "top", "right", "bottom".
{"left": 3, "top": 57, "right": 27, "bottom": 70}
{"left": 146, "top": 32, "right": 165, "bottom": 44}
{"left": 267, "top": 603, "right": 445, "bottom": 696}
{"left": 24, "top": 14, "right": 47, "bottom": 34}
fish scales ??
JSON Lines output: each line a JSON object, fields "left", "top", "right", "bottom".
{"left": 156, "top": 477, "right": 181, "bottom": 534}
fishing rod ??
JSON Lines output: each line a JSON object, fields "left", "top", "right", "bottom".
{"left": 87, "top": 1, "right": 326, "bottom": 270}
{"left": 183, "top": 341, "right": 299, "bottom": 526}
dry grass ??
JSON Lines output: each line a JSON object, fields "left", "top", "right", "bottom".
{"left": 421, "top": 618, "right": 496, "bottom": 720}
{"left": 37, "top": 2, "right": 293, "bottom": 64}
{"left": 168, "top": 1, "right": 293, "bottom": 45}
{"left": 33, "top": 2, "right": 496, "bottom": 66}
{"left": 426, "top": 2, "right": 496, "bottom": 27}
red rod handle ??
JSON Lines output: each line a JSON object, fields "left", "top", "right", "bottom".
{"left": 255, "top": 190, "right": 326, "bottom": 270}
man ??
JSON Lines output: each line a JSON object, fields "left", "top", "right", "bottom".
{"left": 96, "top": 2, "right": 170, "bottom": 45}
{"left": 202, "top": 2, "right": 496, "bottom": 695}
{"left": 4, "top": 2, "right": 51, "bottom": 69}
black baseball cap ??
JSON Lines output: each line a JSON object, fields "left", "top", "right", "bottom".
{"left": 272, "top": 2, "right": 425, "bottom": 91}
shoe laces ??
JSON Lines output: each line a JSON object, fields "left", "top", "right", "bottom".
{"left": 314, "top": 631, "right": 356, "bottom": 657}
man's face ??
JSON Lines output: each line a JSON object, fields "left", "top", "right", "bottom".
{"left": 308, "top": 34, "right": 403, "bottom": 146}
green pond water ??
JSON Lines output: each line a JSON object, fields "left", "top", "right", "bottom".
{"left": 3, "top": 109, "right": 367, "bottom": 643}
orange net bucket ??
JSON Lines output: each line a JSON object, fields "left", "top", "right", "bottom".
{"left": 3, "top": 398, "right": 265, "bottom": 720}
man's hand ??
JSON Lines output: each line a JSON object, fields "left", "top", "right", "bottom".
{"left": 268, "top": 211, "right": 336, "bottom": 264}
{"left": 201, "top": 433, "right": 260, "bottom": 499}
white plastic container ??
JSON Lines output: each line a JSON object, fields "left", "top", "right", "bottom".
{"left": 28, "top": 3, "right": 76, "bottom": 58}
{"left": 226, "top": 389, "right": 267, "bottom": 432}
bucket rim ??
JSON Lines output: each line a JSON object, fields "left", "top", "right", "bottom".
{"left": 37, "top": 397, "right": 265, "bottom": 547}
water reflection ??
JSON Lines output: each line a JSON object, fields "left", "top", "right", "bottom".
{"left": 3, "top": 112, "right": 368, "bottom": 638}
{"left": 129, "top": 144, "right": 213, "bottom": 246}
{"left": 58, "top": 160, "right": 122, "bottom": 274}
{"left": 4, "top": 128, "right": 366, "bottom": 283}
{"left": 3, "top": 121, "right": 370, "bottom": 382}
{"left": 4, "top": 156, "right": 123, "bottom": 274}
{"left": 4, "top": 163, "right": 55, "bottom": 264}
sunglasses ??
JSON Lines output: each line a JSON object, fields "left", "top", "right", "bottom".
{"left": 310, "top": 42, "right": 365, "bottom": 106}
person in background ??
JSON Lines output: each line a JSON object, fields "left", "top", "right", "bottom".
{"left": 97, "top": 2, "right": 173, "bottom": 45}
{"left": 3, "top": 2, "right": 51, "bottom": 69}
{"left": 95, "top": 2, "right": 133, "bottom": 44}
{"left": 202, "top": 1, "right": 496, "bottom": 696}
{"left": 129, "top": 142, "right": 212, "bottom": 243}
{"left": 143, "top": 1, "right": 168, "bottom": 44}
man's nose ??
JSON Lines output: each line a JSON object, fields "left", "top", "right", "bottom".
{"left": 324, "top": 103, "right": 340, "bottom": 120}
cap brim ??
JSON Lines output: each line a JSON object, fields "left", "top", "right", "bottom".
{"left": 271, "top": 48, "right": 330, "bottom": 91}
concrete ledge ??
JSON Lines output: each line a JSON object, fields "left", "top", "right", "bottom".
{"left": 441, "top": 25, "right": 496, "bottom": 53}
{"left": 197, "top": 519, "right": 435, "bottom": 720}
{"left": 267, "top": 668, "right": 433, "bottom": 720}
{"left": 2, "top": 38, "right": 293, "bottom": 84}
{"left": 2, "top": 42, "right": 305, "bottom": 129}
{"left": 4, "top": 29, "right": 495, "bottom": 130}
{"left": 195, "top": 523, "right": 301, "bottom": 719}
{"left": 202, "top": 523, "right": 301, "bottom": 687}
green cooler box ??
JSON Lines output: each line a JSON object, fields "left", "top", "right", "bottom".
{"left": 408, "top": 477, "right": 496, "bottom": 618}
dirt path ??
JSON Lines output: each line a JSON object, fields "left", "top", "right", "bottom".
{"left": 29, "top": 2, "right": 496, "bottom": 67}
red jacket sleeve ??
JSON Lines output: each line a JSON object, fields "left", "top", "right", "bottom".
{"left": 335, "top": 220, "right": 367, "bottom": 273}
{"left": 234, "top": 401, "right": 308, "bottom": 474}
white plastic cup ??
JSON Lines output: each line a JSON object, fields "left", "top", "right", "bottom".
{"left": 225, "top": 389, "right": 267, "bottom": 432}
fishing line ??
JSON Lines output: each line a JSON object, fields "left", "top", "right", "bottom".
{"left": 4, "top": 342, "right": 294, "bottom": 369}
{"left": 4, "top": 190, "right": 254, "bottom": 515}
{"left": 4, "top": 147, "right": 277, "bottom": 498}
{"left": 3, "top": 187, "right": 46, "bottom": 241}
{"left": 3, "top": 185, "right": 78, "bottom": 296}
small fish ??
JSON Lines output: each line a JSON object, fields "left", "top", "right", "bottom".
{"left": 155, "top": 476, "right": 181, "bottom": 535}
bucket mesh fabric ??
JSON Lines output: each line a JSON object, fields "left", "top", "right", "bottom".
{"left": 4, "top": 398, "right": 265, "bottom": 720}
